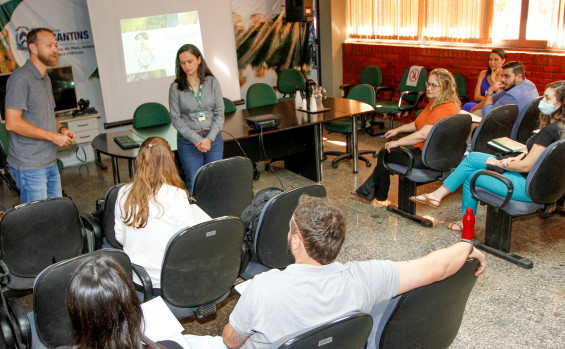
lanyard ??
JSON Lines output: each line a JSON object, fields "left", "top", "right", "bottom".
{"left": 188, "top": 83, "right": 203, "bottom": 109}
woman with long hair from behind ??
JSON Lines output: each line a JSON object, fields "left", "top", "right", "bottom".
{"left": 66, "top": 255, "right": 181, "bottom": 348}
{"left": 115, "top": 137, "right": 195, "bottom": 290}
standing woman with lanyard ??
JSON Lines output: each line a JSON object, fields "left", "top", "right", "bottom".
{"left": 169, "top": 44, "right": 224, "bottom": 193}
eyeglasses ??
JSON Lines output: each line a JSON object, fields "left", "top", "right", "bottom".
{"left": 425, "top": 82, "right": 440, "bottom": 90}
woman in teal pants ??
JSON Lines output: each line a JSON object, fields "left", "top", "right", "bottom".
{"left": 410, "top": 80, "right": 565, "bottom": 231}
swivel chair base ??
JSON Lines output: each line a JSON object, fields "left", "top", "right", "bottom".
{"left": 323, "top": 150, "right": 375, "bottom": 170}
{"left": 475, "top": 205, "right": 534, "bottom": 269}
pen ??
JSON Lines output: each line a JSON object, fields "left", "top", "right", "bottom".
{"left": 381, "top": 135, "right": 386, "bottom": 138}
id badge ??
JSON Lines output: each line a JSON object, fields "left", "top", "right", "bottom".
{"left": 197, "top": 109, "right": 206, "bottom": 122}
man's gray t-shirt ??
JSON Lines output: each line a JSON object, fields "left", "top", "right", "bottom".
{"left": 229, "top": 260, "right": 400, "bottom": 349}
{"left": 5, "top": 59, "right": 57, "bottom": 170}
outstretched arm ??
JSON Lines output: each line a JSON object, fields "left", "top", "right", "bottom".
{"left": 396, "top": 242, "right": 486, "bottom": 295}
{"left": 222, "top": 323, "right": 250, "bottom": 349}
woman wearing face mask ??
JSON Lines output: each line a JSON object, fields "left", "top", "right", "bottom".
{"left": 411, "top": 80, "right": 565, "bottom": 231}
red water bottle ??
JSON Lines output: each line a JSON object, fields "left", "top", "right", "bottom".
{"left": 462, "top": 208, "right": 475, "bottom": 240}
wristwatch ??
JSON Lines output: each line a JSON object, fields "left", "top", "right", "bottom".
{"left": 58, "top": 126, "right": 65, "bottom": 133}
{"left": 460, "top": 238, "right": 474, "bottom": 255}
{"left": 485, "top": 91, "right": 494, "bottom": 96}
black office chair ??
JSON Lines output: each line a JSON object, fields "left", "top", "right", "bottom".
{"left": 0, "top": 197, "right": 88, "bottom": 296}
{"left": 377, "top": 259, "right": 480, "bottom": 349}
{"left": 192, "top": 157, "right": 254, "bottom": 218}
{"left": 470, "top": 139, "right": 565, "bottom": 269}
{"left": 383, "top": 114, "right": 472, "bottom": 227}
{"left": 0, "top": 260, "right": 30, "bottom": 348}
{"left": 240, "top": 185, "right": 326, "bottom": 280}
{"left": 471, "top": 104, "right": 518, "bottom": 155}
{"left": 80, "top": 183, "right": 124, "bottom": 250}
{"left": 270, "top": 312, "right": 373, "bottom": 349}
{"left": 9, "top": 249, "right": 150, "bottom": 349}
{"left": 512, "top": 97, "right": 542, "bottom": 143}
{"left": 323, "top": 84, "right": 378, "bottom": 169}
{"left": 140, "top": 217, "right": 244, "bottom": 319}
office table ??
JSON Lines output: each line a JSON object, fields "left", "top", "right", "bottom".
{"left": 91, "top": 98, "right": 374, "bottom": 184}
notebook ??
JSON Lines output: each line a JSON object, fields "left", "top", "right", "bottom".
{"left": 490, "top": 137, "right": 527, "bottom": 153}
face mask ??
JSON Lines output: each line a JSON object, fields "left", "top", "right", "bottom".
{"left": 538, "top": 100, "right": 558, "bottom": 115}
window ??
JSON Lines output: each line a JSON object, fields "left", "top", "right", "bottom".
{"left": 347, "top": 0, "right": 565, "bottom": 49}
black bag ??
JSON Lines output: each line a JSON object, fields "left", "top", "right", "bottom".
{"left": 241, "top": 187, "right": 282, "bottom": 245}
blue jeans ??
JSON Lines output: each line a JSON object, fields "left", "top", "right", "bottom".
{"left": 443, "top": 152, "right": 532, "bottom": 214}
{"left": 177, "top": 132, "right": 223, "bottom": 194}
{"left": 9, "top": 164, "right": 62, "bottom": 204}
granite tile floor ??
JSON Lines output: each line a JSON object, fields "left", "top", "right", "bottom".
{"left": 1, "top": 127, "right": 563, "bottom": 348}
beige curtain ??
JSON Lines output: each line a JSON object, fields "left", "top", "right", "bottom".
{"left": 347, "top": 0, "right": 493, "bottom": 44}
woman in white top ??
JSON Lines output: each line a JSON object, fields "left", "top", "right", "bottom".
{"left": 115, "top": 136, "right": 194, "bottom": 289}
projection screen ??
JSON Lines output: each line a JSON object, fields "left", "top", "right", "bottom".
{"left": 86, "top": 0, "right": 240, "bottom": 125}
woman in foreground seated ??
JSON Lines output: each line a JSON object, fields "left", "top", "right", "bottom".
{"left": 63, "top": 255, "right": 181, "bottom": 348}
{"left": 115, "top": 137, "right": 194, "bottom": 289}
{"left": 412, "top": 80, "right": 565, "bottom": 231}
{"left": 462, "top": 48, "right": 506, "bottom": 112}
{"left": 354, "top": 68, "right": 460, "bottom": 202}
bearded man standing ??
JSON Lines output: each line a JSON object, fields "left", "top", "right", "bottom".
{"left": 5, "top": 28, "right": 75, "bottom": 203}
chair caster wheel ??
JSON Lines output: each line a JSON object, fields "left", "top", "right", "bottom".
{"left": 365, "top": 162, "right": 372, "bottom": 167}
{"left": 372, "top": 152, "right": 378, "bottom": 158}
{"left": 332, "top": 162, "right": 339, "bottom": 169}
{"left": 253, "top": 171, "right": 260, "bottom": 180}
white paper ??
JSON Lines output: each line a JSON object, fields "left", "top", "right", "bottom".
{"left": 458, "top": 110, "right": 482, "bottom": 123}
{"left": 234, "top": 279, "right": 252, "bottom": 295}
{"left": 141, "top": 296, "right": 191, "bottom": 348}
{"left": 191, "top": 204, "right": 213, "bottom": 224}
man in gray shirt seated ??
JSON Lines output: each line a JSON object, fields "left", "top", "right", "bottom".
{"left": 5, "top": 28, "right": 75, "bottom": 203}
{"left": 221, "top": 195, "right": 486, "bottom": 349}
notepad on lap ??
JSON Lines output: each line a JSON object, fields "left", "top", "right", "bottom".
{"left": 141, "top": 296, "right": 191, "bottom": 348}
{"left": 491, "top": 137, "right": 527, "bottom": 153}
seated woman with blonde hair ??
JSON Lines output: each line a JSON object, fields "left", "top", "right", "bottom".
{"left": 115, "top": 136, "right": 194, "bottom": 289}
{"left": 354, "top": 68, "right": 461, "bottom": 202}
{"left": 412, "top": 80, "right": 565, "bottom": 231}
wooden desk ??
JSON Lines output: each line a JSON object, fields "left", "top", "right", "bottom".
{"left": 92, "top": 98, "right": 373, "bottom": 184}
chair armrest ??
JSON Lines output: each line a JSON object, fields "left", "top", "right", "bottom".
{"left": 6, "top": 297, "right": 31, "bottom": 348}
{"left": 470, "top": 170, "right": 514, "bottom": 209}
{"left": 239, "top": 241, "right": 251, "bottom": 277}
{"left": 381, "top": 146, "right": 415, "bottom": 176}
{"left": 131, "top": 263, "right": 153, "bottom": 302}
{"left": 80, "top": 213, "right": 102, "bottom": 250}
{"left": 397, "top": 91, "right": 424, "bottom": 111}
{"left": 375, "top": 86, "right": 394, "bottom": 101}
{"left": 339, "top": 83, "right": 353, "bottom": 98}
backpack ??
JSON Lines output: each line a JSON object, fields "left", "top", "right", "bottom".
{"left": 241, "top": 187, "right": 283, "bottom": 247}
